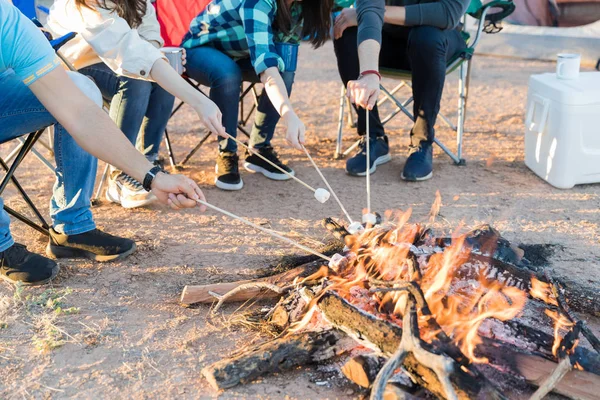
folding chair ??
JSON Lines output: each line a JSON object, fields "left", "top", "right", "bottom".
{"left": 0, "top": 30, "right": 78, "bottom": 236}
{"left": 334, "top": 0, "right": 515, "bottom": 165}
{"left": 154, "top": 0, "right": 262, "bottom": 169}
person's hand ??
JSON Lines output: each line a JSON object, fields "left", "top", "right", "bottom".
{"left": 150, "top": 172, "right": 207, "bottom": 211}
{"left": 194, "top": 97, "right": 227, "bottom": 138}
{"left": 282, "top": 110, "right": 306, "bottom": 150}
{"left": 334, "top": 8, "right": 358, "bottom": 39}
{"left": 347, "top": 74, "right": 380, "bottom": 110}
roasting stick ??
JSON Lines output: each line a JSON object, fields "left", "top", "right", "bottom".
{"left": 365, "top": 110, "right": 373, "bottom": 221}
{"left": 223, "top": 132, "right": 316, "bottom": 193}
{"left": 301, "top": 145, "right": 353, "bottom": 223}
{"left": 195, "top": 199, "right": 332, "bottom": 262}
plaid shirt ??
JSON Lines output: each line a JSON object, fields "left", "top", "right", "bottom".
{"left": 182, "top": 0, "right": 302, "bottom": 75}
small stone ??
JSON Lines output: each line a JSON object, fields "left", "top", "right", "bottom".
{"left": 345, "top": 389, "right": 355, "bottom": 395}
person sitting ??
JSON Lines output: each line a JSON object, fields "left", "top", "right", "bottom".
{"left": 182, "top": 0, "right": 333, "bottom": 191}
{"left": 46, "top": 0, "right": 226, "bottom": 208}
{"left": 0, "top": 0, "right": 207, "bottom": 286}
{"left": 333, "top": 0, "right": 469, "bottom": 181}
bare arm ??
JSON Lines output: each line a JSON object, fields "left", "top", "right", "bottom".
{"left": 150, "top": 58, "right": 226, "bottom": 137}
{"left": 383, "top": 6, "right": 407, "bottom": 25}
{"left": 260, "top": 67, "right": 305, "bottom": 149}
{"left": 29, "top": 67, "right": 206, "bottom": 210}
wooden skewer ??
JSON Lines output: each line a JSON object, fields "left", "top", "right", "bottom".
{"left": 223, "top": 132, "right": 317, "bottom": 193}
{"left": 366, "top": 109, "right": 372, "bottom": 215}
{"left": 301, "top": 145, "right": 353, "bottom": 223}
{"left": 195, "top": 199, "right": 332, "bottom": 262}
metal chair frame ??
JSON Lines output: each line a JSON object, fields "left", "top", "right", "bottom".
{"left": 334, "top": 5, "right": 500, "bottom": 165}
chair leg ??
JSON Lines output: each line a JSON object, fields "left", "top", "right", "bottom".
{"left": 91, "top": 164, "right": 110, "bottom": 206}
{"left": 180, "top": 131, "right": 212, "bottom": 166}
{"left": 335, "top": 85, "right": 346, "bottom": 159}
{"left": 163, "top": 128, "right": 180, "bottom": 171}
{"left": 345, "top": 94, "right": 356, "bottom": 128}
{"left": 455, "top": 61, "right": 468, "bottom": 165}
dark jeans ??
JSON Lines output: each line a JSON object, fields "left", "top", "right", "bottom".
{"left": 79, "top": 63, "right": 175, "bottom": 161}
{"left": 334, "top": 25, "right": 466, "bottom": 147}
{"left": 184, "top": 46, "right": 295, "bottom": 153}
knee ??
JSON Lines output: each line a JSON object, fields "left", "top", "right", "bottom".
{"left": 212, "top": 67, "right": 242, "bottom": 95}
{"left": 67, "top": 71, "right": 102, "bottom": 107}
{"left": 119, "top": 77, "right": 153, "bottom": 99}
{"left": 333, "top": 26, "right": 358, "bottom": 58}
{"left": 408, "top": 26, "right": 446, "bottom": 58}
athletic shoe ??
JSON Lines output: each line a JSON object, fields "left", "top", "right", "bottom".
{"left": 244, "top": 146, "right": 294, "bottom": 180}
{"left": 401, "top": 142, "right": 433, "bottom": 181}
{"left": 345, "top": 136, "right": 391, "bottom": 176}
{"left": 215, "top": 152, "right": 243, "bottom": 191}
{"left": 0, "top": 243, "right": 59, "bottom": 285}
{"left": 106, "top": 171, "right": 157, "bottom": 209}
{"left": 46, "top": 228, "right": 136, "bottom": 262}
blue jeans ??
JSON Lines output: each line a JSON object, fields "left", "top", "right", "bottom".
{"left": 79, "top": 63, "right": 175, "bottom": 161}
{"left": 0, "top": 70, "right": 99, "bottom": 251}
{"left": 184, "top": 46, "right": 295, "bottom": 153}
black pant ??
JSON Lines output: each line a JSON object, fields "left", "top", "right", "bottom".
{"left": 334, "top": 25, "right": 466, "bottom": 147}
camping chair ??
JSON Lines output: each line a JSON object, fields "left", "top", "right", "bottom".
{"left": 154, "top": 0, "right": 262, "bottom": 169}
{"left": 334, "top": 0, "right": 516, "bottom": 164}
{"left": 0, "top": 30, "right": 78, "bottom": 236}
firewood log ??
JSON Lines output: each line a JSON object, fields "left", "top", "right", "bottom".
{"left": 202, "top": 329, "right": 351, "bottom": 390}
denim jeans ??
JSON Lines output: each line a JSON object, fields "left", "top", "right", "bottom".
{"left": 184, "top": 46, "right": 295, "bottom": 153}
{"left": 0, "top": 70, "right": 99, "bottom": 251}
{"left": 79, "top": 63, "right": 175, "bottom": 161}
{"left": 334, "top": 26, "right": 466, "bottom": 147}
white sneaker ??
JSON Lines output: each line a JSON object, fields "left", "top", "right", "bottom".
{"left": 106, "top": 172, "right": 157, "bottom": 209}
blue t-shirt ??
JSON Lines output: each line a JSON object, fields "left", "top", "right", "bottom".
{"left": 0, "top": 0, "right": 59, "bottom": 85}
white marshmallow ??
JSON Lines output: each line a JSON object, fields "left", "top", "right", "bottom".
{"left": 362, "top": 213, "right": 377, "bottom": 226}
{"left": 328, "top": 253, "right": 347, "bottom": 272}
{"left": 314, "top": 188, "right": 330, "bottom": 203}
{"left": 347, "top": 221, "right": 365, "bottom": 235}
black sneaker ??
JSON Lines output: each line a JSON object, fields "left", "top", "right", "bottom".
{"left": 243, "top": 146, "right": 294, "bottom": 180}
{"left": 345, "top": 136, "right": 391, "bottom": 176}
{"left": 0, "top": 243, "right": 59, "bottom": 286}
{"left": 46, "top": 228, "right": 137, "bottom": 262}
{"left": 401, "top": 142, "right": 433, "bottom": 181}
{"left": 215, "top": 152, "right": 243, "bottom": 191}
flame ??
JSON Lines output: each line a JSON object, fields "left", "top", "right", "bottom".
{"left": 530, "top": 278, "right": 558, "bottom": 306}
{"left": 310, "top": 195, "right": 529, "bottom": 364}
{"left": 545, "top": 309, "right": 574, "bottom": 357}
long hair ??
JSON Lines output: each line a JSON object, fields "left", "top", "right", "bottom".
{"left": 75, "top": 0, "right": 147, "bottom": 28}
{"left": 275, "top": 0, "right": 333, "bottom": 48}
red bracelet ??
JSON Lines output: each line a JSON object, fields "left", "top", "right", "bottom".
{"left": 359, "top": 70, "right": 382, "bottom": 80}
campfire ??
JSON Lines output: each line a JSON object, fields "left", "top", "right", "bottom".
{"left": 181, "top": 196, "right": 600, "bottom": 399}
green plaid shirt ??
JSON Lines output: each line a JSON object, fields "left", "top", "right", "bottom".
{"left": 182, "top": 0, "right": 302, "bottom": 75}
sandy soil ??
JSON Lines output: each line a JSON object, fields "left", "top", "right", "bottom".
{"left": 1, "top": 42, "right": 599, "bottom": 399}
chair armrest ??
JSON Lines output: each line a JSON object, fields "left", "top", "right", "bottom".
{"left": 50, "top": 32, "right": 77, "bottom": 51}
{"left": 469, "top": 0, "right": 515, "bottom": 23}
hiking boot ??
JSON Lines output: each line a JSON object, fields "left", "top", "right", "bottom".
{"left": 401, "top": 142, "right": 433, "bottom": 181}
{"left": 244, "top": 146, "right": 294, "bottom": 180}
{"left": 215, "top": 152, "right": 243, "bottom": 191}
{"left": 106, "top": 171, "right": 157, "bottom": 209}
{"left": 0, "top": 243, "right": 59, "bottom": 285}
{"left": 345, "top": 135, "right": 391, "bottom": 176}
{"left": 46, "top": 228, "right": 136, "bottom": 262}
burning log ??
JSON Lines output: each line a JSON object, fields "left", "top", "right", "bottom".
{"left": 201, "top": 329, "right": 350, "bottom": 390}
{"left": 180, "top": 260, "right": 324, "bottom": 305}
{"left": 341, "top": 354, "right": 386, "bottom": 388}
{"left": 316, "top": 290, "right": 600, "bottom": 400}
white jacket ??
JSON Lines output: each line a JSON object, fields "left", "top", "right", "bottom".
{"left": 46, "top": 0, "right": 165, "bottom": 80}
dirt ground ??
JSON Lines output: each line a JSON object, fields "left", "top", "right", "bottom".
{"left": 1, "top": 42, "right": 599, "bottom": 399}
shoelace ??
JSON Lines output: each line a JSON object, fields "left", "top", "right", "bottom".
{"left": 120, "top": 173, "right": 144, "bottom": 190}
{"left": 260, "top": 147, "right": 285, "bottom": 168}
{"left": 1, "top": 243, "right": 28, "bottom": 266}
{"left": 219, "top": 154, "right": 239, "bottom": 174}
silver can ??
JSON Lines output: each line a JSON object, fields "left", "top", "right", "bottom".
{"left": 161, "top": 47, "right": 185, "bottom": 75}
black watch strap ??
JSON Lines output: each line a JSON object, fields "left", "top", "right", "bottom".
{"left": 142, "top": 166, "right": 163, "bottom": 192}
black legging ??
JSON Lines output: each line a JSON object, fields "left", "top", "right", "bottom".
{"left": 334, "top": 25, "right": 466, "bottom": 147}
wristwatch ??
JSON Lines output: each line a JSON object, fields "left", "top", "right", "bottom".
{"left": 142, "top": 166, "right": 164, "bottom": 192}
